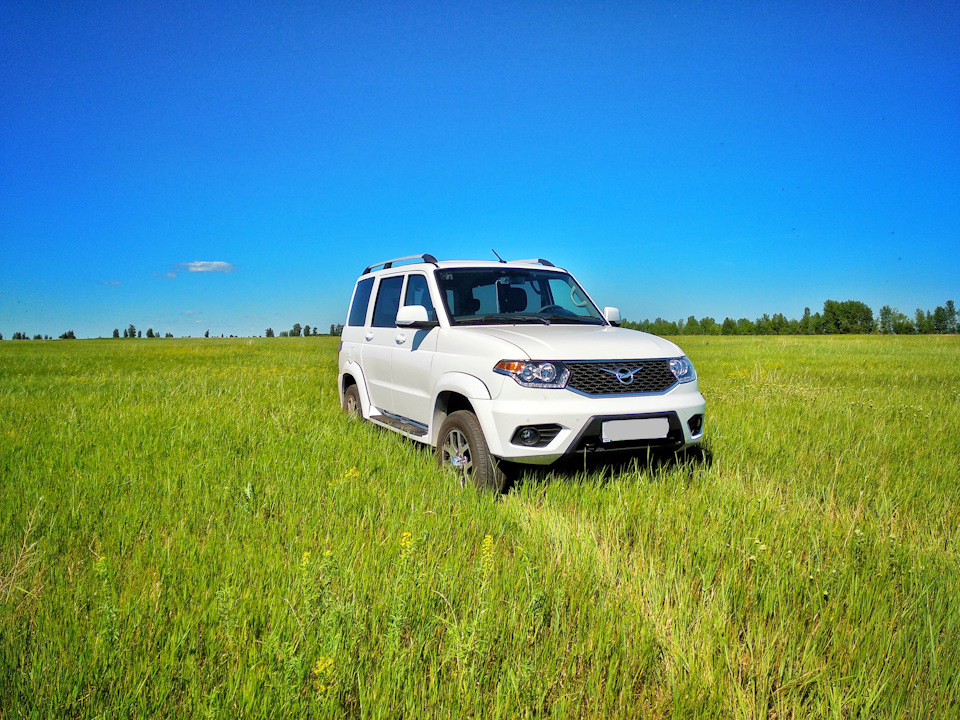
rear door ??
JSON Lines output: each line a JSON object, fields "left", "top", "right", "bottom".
{"left": 361, "top": 274, "right": 405, "bottom": 413}
{"left": 340, "top": 275, "right": 374, "bottom": 372}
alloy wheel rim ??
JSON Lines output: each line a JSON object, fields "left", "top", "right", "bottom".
{"left": 442, "top": 428, "right": 472, "bottom": 486}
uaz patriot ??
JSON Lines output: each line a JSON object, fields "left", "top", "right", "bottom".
{"left": 338, "top": 254, "right": 705, "bottom": 490}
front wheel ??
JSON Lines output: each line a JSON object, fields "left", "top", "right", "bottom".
{"left": 436, "top": 410, "right": 506, "bottom": 492}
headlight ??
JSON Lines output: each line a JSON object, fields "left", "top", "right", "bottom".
{"left": 669, "top": 356, "right": 697, "bottom": 384}
{"left": 494, "top": 360, "right": 570, "bottom": 388}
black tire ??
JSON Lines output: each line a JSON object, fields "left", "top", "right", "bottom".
{"left": 436, "top": 410, "right": 506, "bottom": 492}
{"left": 342, "top": 384, "right": 362, "bottom": 419}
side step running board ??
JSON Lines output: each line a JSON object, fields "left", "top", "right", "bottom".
{"left": 370, "top": 414, "right": 428, "bottom": 437}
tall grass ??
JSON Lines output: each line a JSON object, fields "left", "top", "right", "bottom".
{"left": 1, "top": 336, "right": 958, "bottom": 718}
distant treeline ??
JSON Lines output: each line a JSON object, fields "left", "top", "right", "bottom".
{"left": 4, "top": 330, "right": 76, "bottom": 340}
{"left": 4, "top": 300, "right": 956, "bottom": 341}
{"left": 623, "top": 299, "right": 958, "bottom": 336}
{"left": 1, "top": 322, "right": 343, "bottom": 340}
{"left": 111, "top": 325, "right": 174, "bottom": 339}
{"left": 265, "top": 323, "right": 343, "bottom": 338}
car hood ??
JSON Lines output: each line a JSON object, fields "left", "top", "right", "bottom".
{"left": 462, "top": 324, "right": 683, "bottom": 360}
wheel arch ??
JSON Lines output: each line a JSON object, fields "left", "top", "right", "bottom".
{"left": 430, "top": 372, "right": 490, "bottom": 445}
{"left": 338, "top": 362, "right": 372, "bottom": 418}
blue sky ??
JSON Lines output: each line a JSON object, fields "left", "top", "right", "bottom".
{"left": 2, "top": 0, "right": 958, "bottom": 338}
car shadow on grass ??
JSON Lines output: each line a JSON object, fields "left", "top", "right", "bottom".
{"left": 383, "top": 421, "right": 712, "bottom": 496}
{"left": 504, "top": 444, "right": 714, "bottom": 494}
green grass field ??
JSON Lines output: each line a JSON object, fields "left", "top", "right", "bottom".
{"left": 2, "top": 335, "right": 958, "bottom": 718}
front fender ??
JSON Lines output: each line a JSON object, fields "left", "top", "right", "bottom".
{"left": 433, "top": 371, "right": 492, "bottom": 402}
{"left": 429, "top": 372, "right": 496, "bottom": 446}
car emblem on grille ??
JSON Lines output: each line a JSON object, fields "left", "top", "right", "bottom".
{"left": 600, "top": 366, "right": 643, "bottom": 385}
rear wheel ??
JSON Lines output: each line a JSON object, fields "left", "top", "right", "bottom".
{"left": 342, "top": 384, "right": 361, "bottom": 419}
{"left": 436, "top": 410, "right": 506, "bottom": 492}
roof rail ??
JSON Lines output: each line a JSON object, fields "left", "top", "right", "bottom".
{"left": 513, "top": 258, "right": 555, "bottom": 267}
{"left": 362, "top": 254, "right": 439, "bottom": 275}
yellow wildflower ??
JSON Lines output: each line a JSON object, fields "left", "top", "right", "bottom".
{"left": 313, "top": 656, "right": 334, "bottom": 676}
{"left": 312, "top": 656, "right": 335, "bottom": 697}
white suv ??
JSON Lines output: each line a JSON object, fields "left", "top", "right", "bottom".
{"left": 338, "top": 255, "right": 705, "bottom": 490}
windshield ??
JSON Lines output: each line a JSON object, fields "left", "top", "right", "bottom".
{"left": 435, "top": 268, "right": 606, "bottom": 326}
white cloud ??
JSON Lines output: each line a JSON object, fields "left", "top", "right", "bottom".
{"left": 103, "top": 280, "right": 122, "bottom": 286}
{"left": 154, "top": 260, "right": 237, "bottom": 279}
{"left": 181, "top": 261, "right": 236, "bottom": 274}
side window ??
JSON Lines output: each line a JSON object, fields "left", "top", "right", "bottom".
{"left": 544, "top": 278, "right": 578, "bottom": 313}
{"left": 545, "top": 277, "right": 595, "bottom": 316}
{"left": 403, "top": 274, "right": 437, "bottom": 321}
{"left": 372, "top": 276, "right": 404, "bottom": 328}
{"left": 347, "top": 277, "right": 375, "bottom": 326}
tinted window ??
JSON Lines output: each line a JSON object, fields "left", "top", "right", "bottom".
{"left": 348, "top": 277, "right": 374, "bottom": 326}
{"left": 403, "top": 274, "right": 437, "bottom": 322}
{"left": 372, "top": 276, "right": 404, "bottom": 328}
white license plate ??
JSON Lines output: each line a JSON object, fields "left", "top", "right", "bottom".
{"left": 601, "top": 418, "right": 670, "bottom": 443}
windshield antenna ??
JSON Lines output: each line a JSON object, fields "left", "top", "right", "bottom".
{"left": 491, "top": 248, "right": 506, "bottom": 263}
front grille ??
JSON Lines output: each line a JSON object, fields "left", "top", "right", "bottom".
{"left": 565, "top": 360, "right": 677, "bottom": 396}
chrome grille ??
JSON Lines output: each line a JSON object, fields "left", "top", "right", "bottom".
{"left": 565, "top": 360, "right": 677, "bottom": 396}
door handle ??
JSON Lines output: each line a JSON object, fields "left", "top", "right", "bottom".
{"left": 364, "top": 332, "right": 374, "bottom": 341}
{"left": 395, "top": 333, "right": 406, "bottom": 344}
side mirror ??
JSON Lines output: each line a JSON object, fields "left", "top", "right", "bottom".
{"left": 396, "top": 305, "right": 437, "bottom": 328}
{"left": 603, "top": 307, "right": 621, "bottom": 326}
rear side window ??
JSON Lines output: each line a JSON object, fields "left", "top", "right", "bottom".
{"left": 372, "top": 276, "right": 404, "bottom": 328}
{"left": 347, "top": 277, "right": 375, "bottom": 326}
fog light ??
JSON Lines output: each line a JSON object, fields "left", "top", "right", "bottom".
{"left": 688, "top": 414, "right": 704, "bottom": 436}
{"left": 517, "top": 427, "right": 541, "bottom": 446}
{"left": 510, "top": 424, "right": 562, "bottom": 448}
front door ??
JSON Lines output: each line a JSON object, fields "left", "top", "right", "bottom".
{"left": 390, "top": 273, "right": 438, "bottom": 425}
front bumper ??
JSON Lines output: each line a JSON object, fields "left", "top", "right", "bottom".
{"left": 469, "top": 382, "right": 706, "bottom": 463}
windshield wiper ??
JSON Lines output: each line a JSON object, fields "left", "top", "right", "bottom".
{"left": 458, "top": 314, "right": 551, "bottom": 325}
{"left": 541, "top": 314, "right": 606, "bottom": 325}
